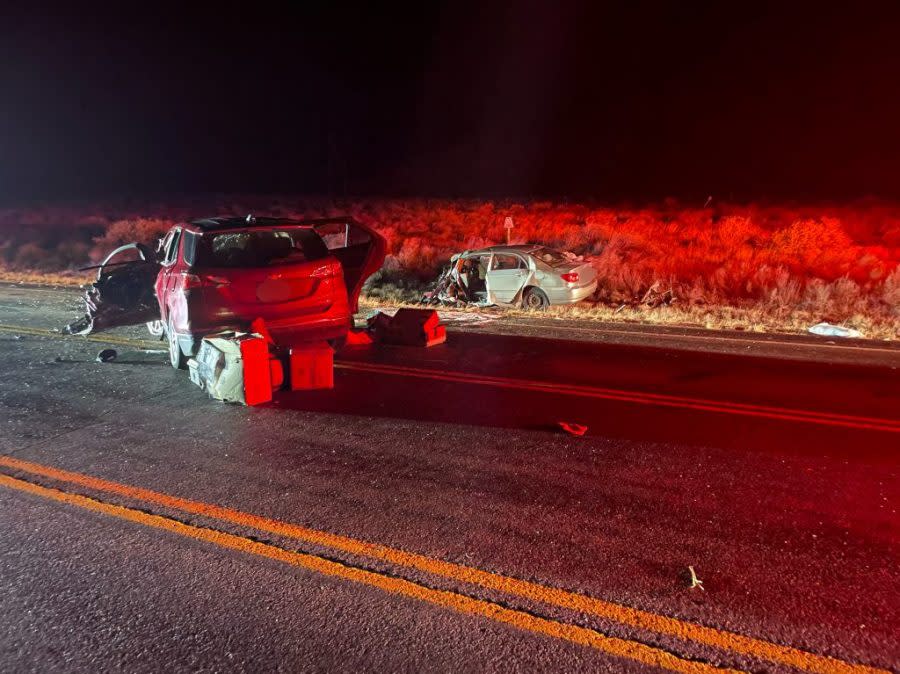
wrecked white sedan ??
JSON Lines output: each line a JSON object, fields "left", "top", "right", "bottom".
{"left": 424, "top": 245, "right": 598, "bottom": 309}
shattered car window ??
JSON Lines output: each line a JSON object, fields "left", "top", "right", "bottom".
{"left": 533, "top": 247, "right": 566, "bottom": 265}
{"left": 491, "top": 254, "right": 522, "bottom": 270}
{"left": 193, "top": 228, "right": 329, "bottom": 268}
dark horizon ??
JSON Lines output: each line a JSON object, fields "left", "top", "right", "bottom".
{"left": 3, "top": 1, "right": 900, "bottom": 206}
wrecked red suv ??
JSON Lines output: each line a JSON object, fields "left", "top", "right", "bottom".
{"left": 68, "top": 216, "right": 386, "bottom": 368}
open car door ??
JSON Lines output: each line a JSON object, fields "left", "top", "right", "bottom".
{"left": 312, "top": 218, "right": 387, "bottom": 313}
{"left": 66, "top": 243, "right": 162, "bottom": 335}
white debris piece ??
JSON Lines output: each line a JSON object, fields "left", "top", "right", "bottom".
{"left": 808, "top": 322, "right": 863, "bottom": 339}
{"left": 189, "top": 331, "right": 275, "bottom": 406}
{"left": 687, "top": 565, "right": 705, "bottom": 591}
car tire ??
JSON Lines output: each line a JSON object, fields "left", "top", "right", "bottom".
{"left": 146, "top": 319, "right": 164, "bottom": 339}
{"left": 166, "top": 320, "right": 187, "bottom": 370}
{"left": 522, "top": 287, "right": 550, "bottom": 310}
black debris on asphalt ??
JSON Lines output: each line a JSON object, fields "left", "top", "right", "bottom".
{"left": 96, "top": 348, "right": 118, "bottom": 363}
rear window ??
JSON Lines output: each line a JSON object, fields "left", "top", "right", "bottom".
{"left": 191, "top": 228, "right": 329, "bottom": 268}
{"left": 532, "top": 247, "right": 567, "bottom": 265}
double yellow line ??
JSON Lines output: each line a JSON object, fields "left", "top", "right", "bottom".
{"left": 0, "top": 324, "right": 161, "bottom": 350}
{"left": 0, "top": 455, "right": 886, "bottom": 674}
{"left": 6, "top": 323, "right": 897, "bottom": 433}
{"left": 334, "top": 361, "right": 900, "bottom": 433}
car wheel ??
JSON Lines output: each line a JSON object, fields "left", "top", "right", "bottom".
{"left": 522, "top": 287, "right": 550, "bottom": 310}
{"left": 146, "top": 319, "right": 164, "bottom": 339}
{"left": 166, "top": 320, "right": 187, "bottom": 370}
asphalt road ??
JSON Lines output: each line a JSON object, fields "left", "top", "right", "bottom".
{"left": 0, "top": 285, "right": 897, "bottom": 673}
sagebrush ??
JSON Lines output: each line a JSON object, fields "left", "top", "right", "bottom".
{"left": 1, "top": 196, "right": 897, "bottom": 331}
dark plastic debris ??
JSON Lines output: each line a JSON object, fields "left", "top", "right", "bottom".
{"left": 367, "top": 309, "right": 446, "bottom": 347}
{"left": 96, "top": 348, "right": 118, "bottom": 363}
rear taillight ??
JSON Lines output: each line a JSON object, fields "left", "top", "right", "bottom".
{"left": 181, "top": 273, "right": 230, "bottom": 289}
{"left": 560, "top": 272, "right": 579, "bottom": 283}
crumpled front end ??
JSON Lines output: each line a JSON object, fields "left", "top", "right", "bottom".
{"left": 66, "top": 244, "right": 161, "bottom": 335}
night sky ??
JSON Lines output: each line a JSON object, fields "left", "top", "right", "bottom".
{"left": 2, "top": 1, "right": 900, "bottom": 204}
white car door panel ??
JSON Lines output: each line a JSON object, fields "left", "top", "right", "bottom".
{"left": 486, "top": 253, "right": 528, "bottom": 303}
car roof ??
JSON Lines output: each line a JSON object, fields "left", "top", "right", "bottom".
{"left": 187, "top": 215, "right": 358, "bottom": 232}
{"left": 466, "top": 244, "right": 545, "bottom": 255}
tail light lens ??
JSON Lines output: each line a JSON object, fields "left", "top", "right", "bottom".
{"left": 181, "top": 273, "right": 230, "bottom": 289}
{"left": 560, "top": 272, "right": 579, "bottom": 283}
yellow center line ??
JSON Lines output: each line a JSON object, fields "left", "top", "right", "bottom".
{"left": 0, "top": 472, "right": 738, "bottom": 674}
{"left": 0, "top": 323, "right": 160, "bottom": 350}
{"left": 3, "top": 323, "right": 896, "bottom": 433}
{"left": 333, "top": 361, "right": 900, "bottom": 433}
{"left": 493, "top": 319, "right": 900, "bottom": 354}
{"left": 0, "top": 455, "right": 886, "bottom": 674}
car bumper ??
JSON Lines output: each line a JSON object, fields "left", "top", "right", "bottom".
{"left": 176, "top": 314, "right": 350, "bottom": 357}
{"left": 547, "top": 279, "right": 598, "bottom": 305}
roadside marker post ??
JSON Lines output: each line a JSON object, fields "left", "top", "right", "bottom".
{"left": 504, "top": 216, "right": 514, "bottom": 244}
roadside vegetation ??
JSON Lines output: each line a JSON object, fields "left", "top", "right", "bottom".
{"left": 1, "top": 197, "right": 898, "bottom": 338}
